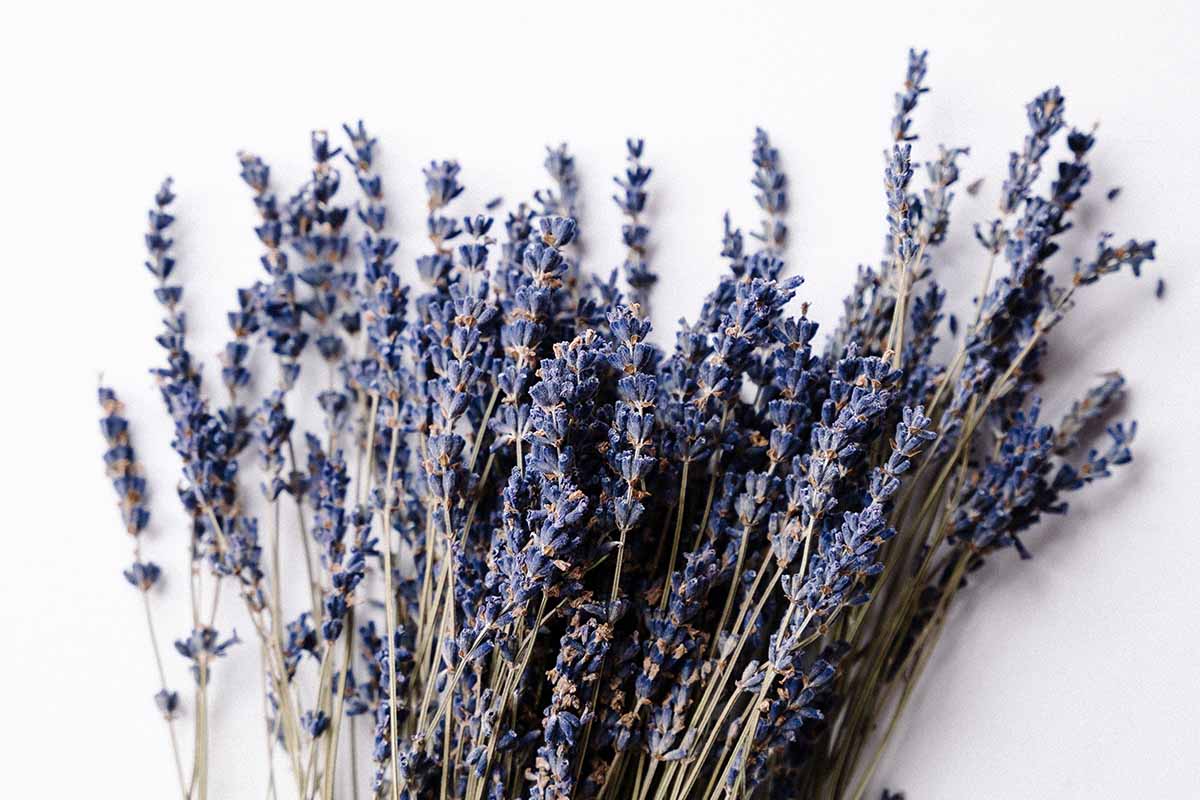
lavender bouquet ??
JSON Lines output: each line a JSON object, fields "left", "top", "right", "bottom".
{"left": 98, "top": 50, "right": 1151, "bottom": 800}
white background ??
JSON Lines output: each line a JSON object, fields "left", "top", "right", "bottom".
{"left": 3, "top": 1, "right": 1198, "bottom": 797}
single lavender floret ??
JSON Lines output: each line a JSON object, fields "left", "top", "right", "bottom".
{"left": 174, "top": 626, "right": 241, "bottom": 684}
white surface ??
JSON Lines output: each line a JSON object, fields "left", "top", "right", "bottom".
{"left": 3, "top": 1, "right": 1199, "bottom": 797}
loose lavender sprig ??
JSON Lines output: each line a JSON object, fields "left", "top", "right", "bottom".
{"left": 98, "top": 387, "right": 188, "bottom": 798}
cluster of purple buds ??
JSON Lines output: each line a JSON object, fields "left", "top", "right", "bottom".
{"left": 306, "top": 436, "right": 376, "bottom": 641}
{"left": 891, "top": 48, "right": 928, "bottom": 143}
{"left": 529, "top": 608, "right": 612, "bottom": 799}
{"left": 1054, "top": 372, "right": 1125, "bottom": 454}
{"left": 1000, "top": 87, "right": 1065, "bottom": 215}
{"left": 99, "top": 387, "right": 152, "bottom": 540}
{"left": 288, "top": 131, "right": 357, "bottom": 366}
{"left": 614, "top": 138, "right": 656, "bottom": 308}
{"left": 950, "top": 400, "right": 1135, "bottom": 559}
{"left": 240, "top": 154, "right": 308, "bottom": 388}
{"left": 751, "top": 127, "right": 788, "bottom": 253}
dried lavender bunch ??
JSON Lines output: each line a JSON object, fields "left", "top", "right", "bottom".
{"left": 98, "top": 51, "right": 1151, "bottom": 800}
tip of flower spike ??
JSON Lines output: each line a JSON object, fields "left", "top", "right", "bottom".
{"left": 539, "top": 216, "right": 577, "bottom": 248}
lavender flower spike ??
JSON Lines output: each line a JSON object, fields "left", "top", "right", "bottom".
{"left": 614, "top": 138, "right": 655, "bottom": 310}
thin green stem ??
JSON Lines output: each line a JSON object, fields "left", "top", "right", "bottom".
{"left": 269, "top": 500, "right": 283, "bottom": 649}
{"left": 322, "top": 590, "right": 359, "bottom": 794}
{"left": 710, "top": 520, "right": 751, "bottom": 656}
{"left": 377, "top": 405, "right": 404, "bottom": 800}
{"left": 286, "top": 437, "right": 323, "bottom": 627}
{"left": 260, "top": 647, "right": 278, "bottom": 800}
{"left": 139, "top": 589, "right": 189, "bottom": 799}
{"left": 660, "top": 460, "right": 690, "bottom": 611}
{"left": 635, "top": 759, "right": 659, "bottom": 800}
{"left": 848, "top": 550, "right": 970, "bottom": 800}
{"left": 468, "top": 386, "right": 500, "bottom": 472}
{"left": 197, "top": 651, "right": 209, "bottom": 800}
